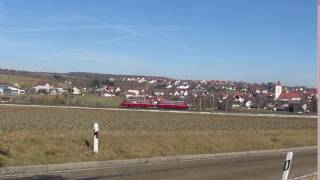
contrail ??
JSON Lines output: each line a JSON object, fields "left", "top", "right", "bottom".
{"left": 0, "top": 25, "right": 111, "bottom": 33}
{"left": 0, "top": 24, "right": 176, "bottom": 33}
{"left": 80, "top": 16, "right": 194, "bottom": 51}
{"left": 43, "top": 35, "right": 136, "bottom": 60}
{"left": 80, "top": 16, "right": 143, "bottom": 36}
{"left": 39, "top": 15, "right": 192, "bottom": 60}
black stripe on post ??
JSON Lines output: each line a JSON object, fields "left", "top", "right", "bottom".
{"left": 94, "top": 131, "right": 99, "bottom": 138}
{"left": 283, "top": 160, "right": 291, "bottom": 171}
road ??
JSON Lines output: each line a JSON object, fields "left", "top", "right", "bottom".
{"left": 3, "top": 148, "right": 316, "bottom": 180}
{"left": 0, "top": 104, "right": 316, "bottom": 118}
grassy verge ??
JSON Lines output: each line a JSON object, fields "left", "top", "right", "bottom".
{"left": 0, "top": 106, "right": 316, "bottom": 166}
{"left": 13, "top": 94, "right": 122, "bottom": 107}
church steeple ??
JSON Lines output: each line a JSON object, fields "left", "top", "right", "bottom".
{"left": 275, "top": 81, "right": 282, "bottom": 100}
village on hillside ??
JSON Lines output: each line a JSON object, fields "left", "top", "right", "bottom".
{"left": 0, "top": 69, "right": 317, "bottom": 113}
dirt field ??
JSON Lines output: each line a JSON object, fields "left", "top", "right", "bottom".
{"left": 0, "top": 106, "right": 317, "bottom": 166}
{"left": 0, "top": 74, "right": 42, "bottom": 88}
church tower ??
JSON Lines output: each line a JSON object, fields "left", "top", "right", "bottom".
{"left": 275, "top": 81, "right": 282, "bottom": 100}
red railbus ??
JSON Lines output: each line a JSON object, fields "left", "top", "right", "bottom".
{"left": 156, "top": 100, "right": 189, "bottom": 109}
{"left": 121, "top": 98, "right": 189, "bottom": 109}
{"left": 121, "top": 99, "right": 156, "bottom": 108}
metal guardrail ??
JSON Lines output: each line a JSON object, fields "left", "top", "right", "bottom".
{"left": 289, "top": 172, "right": 318, "bottom": 180}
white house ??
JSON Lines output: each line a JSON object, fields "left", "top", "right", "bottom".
{"left": 72, "top": 87, "right": 81, "bottom": 95}
{"left": 128, "top": 90, "right": 139, "bottom": 95}
{"left": 148, "top": 80, "right": 157, "bottom": 84}
{"left": 154, "top": 92, "right": 161, "bottom": 96}
{"left": 125, "top": 90, "right": 140, "bottom": 98}
{"left": 174, "top": 80, "right": 180, "bottom": 85}
{"left": 174, "top": 91, "right": 180, "bottom": 96}
{"left": 33, "top": 82, "right": 51, "bottom": 93}
{"left": 14, "top": 83, "right": 21, "bottom": 88}
{"left": 166, "top": 84, "right": 172, "bottom": 89}
{"left": 10, "top": 86, "right": 25, "bottom": 95}
{"left": 138, "top": 78, "right": 147, "bottom": 83}
{"left": 184, "top": 90, "right": 189, "bottom": 96}
{"left": 177, "top": 84, "right": 190, "bottom": 90}
{"left": 200, "top": 80, "right": 207, "bottom": 84}
{"left": 49, "top": 87, "right": 64, "bottom": 94}
{"left": 0, "top": 85, "right": 25, "bottom": 95}
{"left": 302, "top": 104, "right": 307, "bottom": 112}
{"left": 115, "top": 87, "right": 121, "bottom": 93}
{"left": 179, "top": 90, "right": 185, "bottom": 97}
{"left": 245, "top": 101, "right": 252, "bottom": 108}
{"left": 154, "top": 91, "right": 165, "bottom": 96}
{"left": 82, "top": 88, "right": 87, "bottom": 93}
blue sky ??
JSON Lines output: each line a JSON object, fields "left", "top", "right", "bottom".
{"left": 0, "top": 0, "right": 316, "bottom": 87}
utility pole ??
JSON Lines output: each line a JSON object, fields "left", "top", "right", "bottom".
{"left": 67, "top": 93, "right": 70, "bottom": 105}
{"left": 225, "top": 98, "right": 228, "bottom": 112}
{"left": 209, "top": 94, "right": 212, "bottom": 109}
{"left": 212, "top": 92, "right": 215, "bottom": 113}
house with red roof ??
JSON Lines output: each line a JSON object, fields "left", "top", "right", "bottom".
{"left": 273, "top": 81, "right": 303, "bottom": 102}
{"left": 277, "top": 91, "right": 301, "bottom": 101}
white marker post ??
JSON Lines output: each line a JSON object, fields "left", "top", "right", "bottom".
{"left": 93, "top": 123, "right": 99, "bottom": 154}
{"left": 281, "top": 152, "right": 293, "bottom": 180}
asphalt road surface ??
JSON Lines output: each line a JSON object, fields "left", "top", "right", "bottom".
{"left": 4, "top": 148, "right": 316, "bottom": 180}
